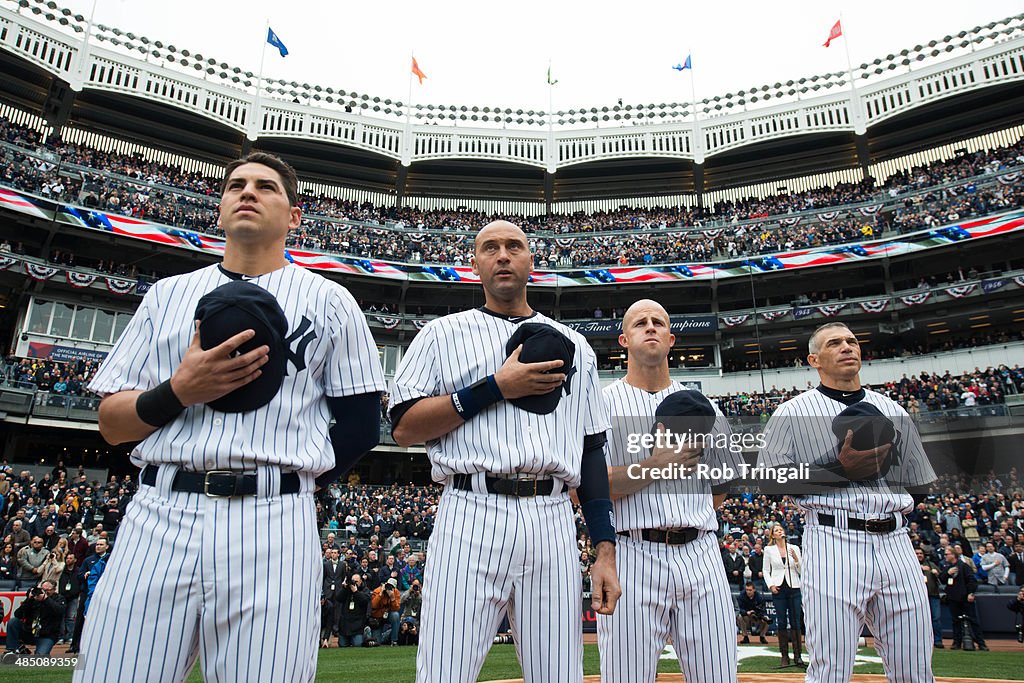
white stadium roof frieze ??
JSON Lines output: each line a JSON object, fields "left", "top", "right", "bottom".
{"left": 2, "top": 1, "right": 1024, "bottom": 173}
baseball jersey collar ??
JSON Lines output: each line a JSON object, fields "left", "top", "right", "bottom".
{"left": 816, "top": 383, "right": 866, "bottom": 406}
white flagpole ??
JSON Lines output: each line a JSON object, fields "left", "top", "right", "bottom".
{"left": 687, "top": 50, "right": 697, "bottom": 121}
{"left": 839, "top": 12, "right": 857, "bottom": 94}
{"left": 548, "top": 59, "right": 554, "bottom": 135}
{"left": 251, "top": 20, "right": 270, "bottom": 139}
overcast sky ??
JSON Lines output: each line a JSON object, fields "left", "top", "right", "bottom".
{"left": 53, "top": 0, "right": 1024, "bottom": 113}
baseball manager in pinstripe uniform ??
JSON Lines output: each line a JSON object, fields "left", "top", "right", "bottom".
{"left": 75, "top": 152, "right": 386, "bottom": 683}
{"left": 758, "top": 321, "right": 937, "bottom": 682}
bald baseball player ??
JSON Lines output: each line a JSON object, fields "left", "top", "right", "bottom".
{"left": 76, "top": 152, "right": 386, "bottom": 683}
{"left": 598, "top": 299, "right": 741, "bottom": 683}
{"left": 389, "top": 220, "right": 620, "bottom": 683}
{"left": 757, "top": 321, "right": 937, "bottom": 682}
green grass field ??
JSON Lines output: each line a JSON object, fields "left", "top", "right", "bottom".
{"left": 4, "top": 644, "right": 1023, "bottom": 681}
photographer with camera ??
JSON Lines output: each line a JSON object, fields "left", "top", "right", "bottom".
{"left": 736, "top": 582, "right": 770, "bottom": 644}
{"left": 336, "top": 574, "right": 370, "bottom": 648}
{"left": 370, "top": 577, "right": 402, "bottom": 645}
{"left": 399, "top": 579, "right": 423, "bottom": 646}
{"left": 1008, "top": 586, "right": 1024, "bottom": 644}
{"left": 3, "top": 580, "right": 65, "bottom": 655}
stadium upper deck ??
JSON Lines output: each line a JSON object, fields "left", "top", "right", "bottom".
{"left": 1, "top": 1, "right": 1024, "bottom": 206}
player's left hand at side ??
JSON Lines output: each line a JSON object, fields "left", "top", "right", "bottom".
{"left": 590, "top": 542, "right": 622, "bottom": 616}
{"left": 169, "top": 322, "right": 270, "bottom": 406}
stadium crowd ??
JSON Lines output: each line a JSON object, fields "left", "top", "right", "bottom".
{"left": 2, "top": 452, "right": 1022, "bottom": 652}
{"left": 2, "top": 117, "right": 1024, "bottom": 268}
{"left": 0, "top": 461, "right": 133, "bottom": 654}
{"left": 709, "top": 364, "right": 1024, "bottom": 418}
{"left": 722, "top": 329, "right": 1024, "bottom": 373}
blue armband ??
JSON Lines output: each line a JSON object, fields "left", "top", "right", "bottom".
{"left": 451, "top": 375, "right": 504, "bottom": 421}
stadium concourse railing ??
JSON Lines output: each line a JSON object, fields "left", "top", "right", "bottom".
{"left": 0, "top": 377, "right": 1010, "bottom": 434}
{"left": 1, "top": 137, "right": 1022, "bottom": 265}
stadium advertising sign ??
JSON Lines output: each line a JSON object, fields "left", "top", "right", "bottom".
{"left": 26, "top": 342, "right": 108, "bottom": 364}
{"left": 565, "top": 315, "right": 717, "bottom": 337}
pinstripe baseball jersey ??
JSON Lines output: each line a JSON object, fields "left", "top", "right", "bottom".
{"left": 758, "top": 387, "right": 936, "bottom": 515}
{"left": 603, "top": 379, "right": 744, "bottom": 532}
{"left": 388, "top": 308, "right": 609, "bottom": 486}
{"left": 88, "top": 263, "right": 386, "bottom": 474}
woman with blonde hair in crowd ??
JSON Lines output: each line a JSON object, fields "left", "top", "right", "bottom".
{"left": 40, "top": 547, "right": 66, "bottom": 586}
{"left": 764, "top": 523, "right": 805, "bottom": 668}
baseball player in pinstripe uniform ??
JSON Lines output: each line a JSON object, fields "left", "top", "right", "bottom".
{"left": 75, "top": 152, "right": 386, "bottom": 683}
{"left": 389, "top": 220, "right": 621, "bottom": 683}
{"left": 758, "top": 321, "right": 937, "bottom": 682}
{"left": 598, "top": 299, "right": 741, "bottom": 683}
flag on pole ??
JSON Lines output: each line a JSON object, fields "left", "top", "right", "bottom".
{"left": 823, "top": 20, "right": 842, "bottom": 48}
{"left": 671, "top": 55, "right": 692, "bottom": 71}
{"left": 547, "top": 63, "right": 558, "bottom": 85}
{"left": 267, "top": 27, "right": 289, "bottom": 57}
{"left": 411, "top": 57, "right": 427, "bottom": 84}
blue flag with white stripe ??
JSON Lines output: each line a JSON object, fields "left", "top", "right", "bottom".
{"left": 267, "top": 27, "right": 289, "bottom": 57}
{"left": 672, "top": 54, "right": 692, "bottom": 71}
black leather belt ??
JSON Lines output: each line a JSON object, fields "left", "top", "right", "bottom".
{"left": 816, "top": 512, "right": 903, "bottom": 533}
{"left": 620, "top": 528, "right": 702, "bottom": 545}
{"left": 451, "top": 473, "right": 555, "bottom": 497}
{"left": 141, "top": 465, "right": 300, "bottom": 497}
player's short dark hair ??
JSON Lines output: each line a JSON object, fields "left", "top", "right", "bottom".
{"left": 808, "top": 321, "right": 853, "bottom": 355}
{"left": 220, "top": 152, "right": 299, "bottom": 207}
{"left": 744, "top": 581, "right": 756, "bottom": 589}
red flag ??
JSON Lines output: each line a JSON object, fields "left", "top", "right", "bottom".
{"left": 824, "top": 20, "right": 842, "bottom": 48}
{"left": 411, "top": 57, "right": 427, "bottom": 84}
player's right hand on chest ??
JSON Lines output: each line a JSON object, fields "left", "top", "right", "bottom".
{"left": 836, "top": 430, "right": 891, "bottom": 480}
{"left": 169, "top": 322, "right": 270, "bottom": 407}
{"left": 493, "top": 344, "right": 567, "bottom": 400}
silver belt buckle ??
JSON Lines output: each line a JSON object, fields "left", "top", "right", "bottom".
{"left": 204, "top": 470, "right": 236, "bottom": 497}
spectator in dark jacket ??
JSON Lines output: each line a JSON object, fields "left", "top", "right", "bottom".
{"left": 940, "top": 548, "right": 988, "bottom": 650}
{"left": 58, "top": 553, "right": 81, "bottom": 643}
{"left": 336, "top": 575, "right": 370, "bottom": 647}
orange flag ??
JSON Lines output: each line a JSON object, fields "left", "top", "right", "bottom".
{"left": 411, "top": 57, "right": 427, "bottom": 84}
{"left": 824, "top": 20, "right": 842, "bottom": 48}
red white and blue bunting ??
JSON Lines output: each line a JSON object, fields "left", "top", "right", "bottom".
{"left": 817, "top": 303, "right": 847, "bottom": 317}
{"left": 721, "top": 315, "right": 750, "bottom": 328}
{"left": 374, "top": 316, "right": 400, "bottom": 329}
{"left": 105, "top": 278, "right": 135, "bottom": 295}
{"left": 858, "top": 299, "right": 889, "bottom": 314}
{"left": 818, "top": 211, "right": 841, "bottom": 222}
{"left": 0, "top": 255, "right": 16, "bottom": 270}
{"left": 944, "top": 284, "right": 976, "bottom": 299}
{"left": 761, "top": 310, "right": 787, "bottom": 322}
{"left": 901, "top": 292, "right": 931, "bottom": 306}
{"left": 997, "top": 172, "right": 1020, "bottom": 185}
{"left": 779, "top": 216, "right": 801, "bottom": 226}
{"left": 26, "top": 263, "right": 58, "bottom": 281}
{"left": 1014, "top": 275, "right": 1024, "bottom": 288}
{"left": 67, "top": 271, "right": 98, "bottom": 288}
{"left": 858, "top": 204, "right": 883, "bottom": 216}
{"left": 412, "top": 319, "right": 429, "bottom": 330}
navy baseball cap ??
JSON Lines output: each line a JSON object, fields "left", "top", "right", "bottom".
{"left": 194, "top": 280, "right": 288, "bottom": 413}
{"left": 653, "top": 390, "right": 717, "bottom": 436}
{"left": 504, "top": 322, "right": 576, "bottom": 415}
{"left": 830, "top": 401, "right": 896, "bottom": 452}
